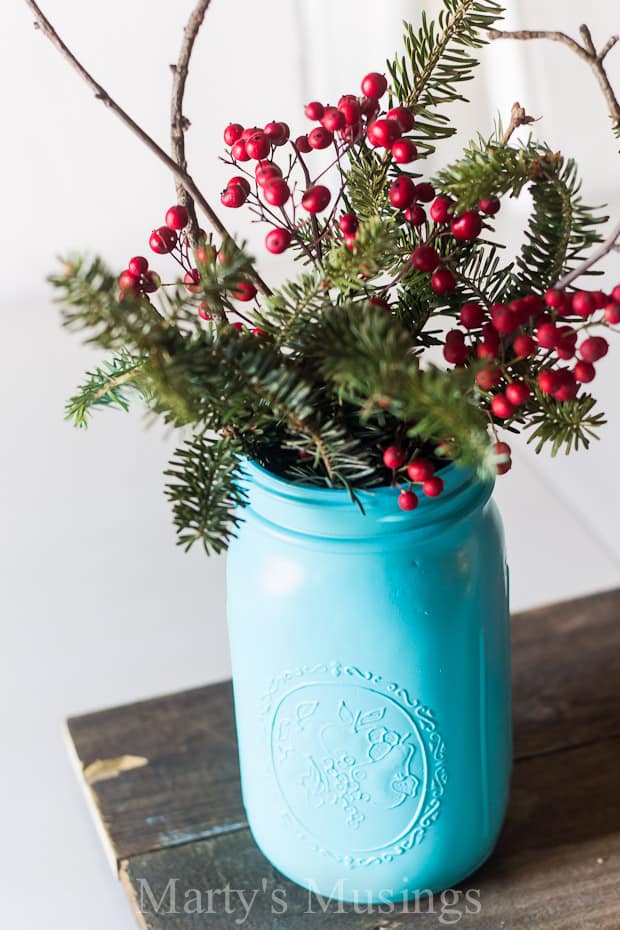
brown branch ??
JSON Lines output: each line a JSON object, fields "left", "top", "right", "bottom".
{"left": 555, "top": 218, "right": 620, "bottom": 289}
{"left": 488, "top": 26, "right": 620, "bottom": 132}
{"left": 26, "top": 0, "right": 272, "bottom": 299}
{"left": 170, "top": 0, "right": 211, "bottom": 245}
{"left": 500, "top": 101, "right": 538, "bottom": 145}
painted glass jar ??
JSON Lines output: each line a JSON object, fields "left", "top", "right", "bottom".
{"left": 226, "top": 459, "right": 511, "bottom": 903}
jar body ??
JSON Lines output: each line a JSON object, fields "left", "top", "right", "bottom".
{"left": 226, "top": 461, "right": 511, "bottom": 902}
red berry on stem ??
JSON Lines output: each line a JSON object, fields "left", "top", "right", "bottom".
{"left": 231, "top": 140, "right": 249, "bottom": 162}
{"left": 522, "top": 293, "right": 544, "bottom": 319}
{"left": 263, "top": 178, "right": 291, "bottom": 206}
{"left": 605, "top": 300, "right": 620, "bottom": 324}
{"left": 513, "top": 333, "right": 537, "bottom": 358}
{"left": 580, "top": 336, "right": 608, "bottom": 362}
{"left": 612, "top": 284, "right": 620, "bottom": 303}
{"left": 245, "top": 132, "right": 271, "bottom": 160}
{"left": 231, "top": 281, "right": 257, "bottom": 302}
{"left": 571, "top": 291, "right": 596, "bottom": 318}
{"left": 389, "top": 176, "right": 416, "bottom": 209}
{"left": 224, "top": 123, "right": 244, "bottom": 146}
{"left": 368, "top": 297, "right": 390, "bottom": 311}
{"left": 383, "top": 446, "right": 406, "bottom": 469}
{"left": 493, "top": 441, "right": 512, "bottom": 475}
{"left": 536, "top": 321, "right": 559, "bottom": 349}
{"left": 367, "top": 118, "right": 401, "bottom": 148}
{"left": 361, "top": 72, "right": 388, "bottom": 99}
{"left": 221, "top": 184, "right": 247, "bottom": 208}
{"left": 544, "top": 288, "right": 570, "bottom": 312}
{"left": 429, "top": 196, "right": 452, "bottom": 224}
{"left": 256, "top": 162, "right": 282, "bottom": 187}
{"left": 490, "top": 303, "right": 518, "bottom": 334}
{"left": 142, "top": 271, "right": 160, "bottom": 293}
{"left": 128, "top": 256, "right": 148, "bottom": 276}
{"left": 451, "top": 210, "right": 482, "bottom": 241}
{"left": 338, "top": 95, "right": 361, "bottom": 126}
{"left": 265, "top": 228, "right": 292, "bottom": 254}
{"left": 552, "top": 369, "right": 578, "bottom": 402}
{"left": 119, "top": 270, "right": 140, "bottom": 292}
{"left": 479, "top": 197, "right": 500, "bottom": 216}
{"left": 398, "top": 490, "right": 419, "bottom": 511}
{"left": 183, "top": 268, "right": 200, "bottom": 292}
{"left": 574, "top": 360, "right": 596, "bottom": 383}
{"left": 415, "top": 182, "right": 435, "bottom": 203}
{"left": 404, "top": 205, "right": 426, "bottom": 226}
{"left": 198, "top": 301, "right": 212, "bottom": 321}
{"left": 308, "top": 126, "right": 333, "bottom": 150}
{"left": 431, "top": 267, "right": 456, "bottom": 295}
{"left": 391, "top": 139, "right": 418, "bottom": 164}
{"left": 196, "top": 244, "right": 216, "bottom": 264}
{"left": 295, "top": 134, "right": 312, "bottom": 154}
{"left": 423, "top": 476, "right": 444, "bottom": 498}
{"left": 407, "top": 459, "right": 434, "bottom": 482}
{"left": 264, "top": 121, "right": 289, "bottom": 146}
{"left": 149, "top": 226, "right": 177, "bottom": 254}
{"left": 386, "top": 106, "right": 415, "bottom": 132}
{"left": 555, "top": 325, "right": 577, "bottom": 360}
{"left": 165, "top": 204, "right": 189, "bottom": 230}
{"left": 339, "top": 213, "right": 359, "bottom": 235}
{"left": 476, "top": 368, "right": 501, "bottom": 390}
{"left": 460, "top": 302, "right": 485, "bottom": 329}
{"left": 301, "top": 185, "right": 331, "bottom": 214}
{"left": 321, "top": 107, "right": 345, "bottom": 131}
{"left": 506, "top": 381, "right": 530, "bottom": 406}
{"left": 491, "top": 393, "right": 514, "bottom": 419}
{"left": 538, "top": 369, "right": 560, "bottom": 394}
{"left": 229, "top": 175, "right": 251, "bottom": 196}
{"left": 304, "top": 101, "right": 324, "bottom": 121}
{"left": 411, "top": 245, "right": 440, "bottom": 272}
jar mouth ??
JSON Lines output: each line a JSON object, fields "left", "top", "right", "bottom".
{"left": 236, "top": 457, "right": 494, "bottom": 538}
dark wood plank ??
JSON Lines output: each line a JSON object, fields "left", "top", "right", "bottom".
{"left": 66, "top": 587, "right": 620, "bottom": 869}
{"left": 119, "top": 734, "right": 620, "bottom": 929}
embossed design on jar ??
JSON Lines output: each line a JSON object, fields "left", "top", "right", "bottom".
{"left": 263, "top": 664, "right": 447, "bottom": 868}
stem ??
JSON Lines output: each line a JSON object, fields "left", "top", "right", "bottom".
{"left": 26, "top": 0, "right": 272, "bottom": 300}
{"left": 170, "top": 0, "right": 212, "bottom": 245}
{"left": 555, "top": 219, "right": 620, "bottom": 289}
{"left": 291, "top": 140, "right": 322, "bottom": 263}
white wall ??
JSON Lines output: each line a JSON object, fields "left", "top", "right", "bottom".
{"left": 1, "top": 2, "right": 619, "bottom": 928}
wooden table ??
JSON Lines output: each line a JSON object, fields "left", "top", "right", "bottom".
{"left": 66, "top": 589, "right": 620, "bottom": 928}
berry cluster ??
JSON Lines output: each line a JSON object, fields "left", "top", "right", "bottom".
{"left": 381, "top": 446, "right": 445, "bottom": 510}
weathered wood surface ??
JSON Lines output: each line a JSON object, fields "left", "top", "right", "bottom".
{"left": 67, "top": 587, "right": 620, "bottom": 929}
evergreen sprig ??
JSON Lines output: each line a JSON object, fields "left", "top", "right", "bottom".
{"left": 65, "top": 349, "right": 149, "bottom": 427}
{"left": 526, "top": 391, "right": 606, "bottom": 455}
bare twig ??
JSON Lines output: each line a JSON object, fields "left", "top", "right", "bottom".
{"left": 26, "top": 0, "right": 272, "bottom": 299}
{"left": 555, "top": 219, "right": 620, "bottom": 289}
{"left": 170, "top": 0, "right": 211, "bottom": 245}
{"left": 501, "top": 101, "right": 538, "bottom": 145}
{"left": 489, "top": 25, "right": 620, "bottom": 133}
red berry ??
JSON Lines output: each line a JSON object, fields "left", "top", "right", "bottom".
{"left": 404, "top": 205, "right": 426, "bottom": 226}
{"left": 245, "top": 132, "right": 270, "bottom": 160}
{"left": 295, "top": 134, "right": 312, "bottom": 154}
{"left": 460, "top": 302, "right": 485, "bottom": 329}
{"left": 231, "top": 322, "right": 244, "bottom": 332}
{"left": 398, "top": 490, "right": 419, "bottom": 511}
{"left": 183, "top": 268, "right": 201, "bottom": 292}
{"left": 231, "top": 281, "right": 257, "bottom": 302}
{"left": 240, "top": 127, "right": 261, "bottom": 140}
{"left": 386, "top": 106, "right": 415, "bottom": 132}
{"left": 493, "top": 441, "right": 512, "bottom": 475}
{"left": 389, "top": 176, "right": 416, "bottom": 209}
{"left": 149, "top": 226, "right": 177, "bottom": 254}
{"left": 265, "top": 227, "right": 292, "bottom": 254}
{"left": 522, "top": 294, "right": 544, "bottom": 319}
{"left": 119, "top": 270, "right": 140, "bottom": 292}
{"left": 552, "top": 369, "right": 578, "bottom": 402}
{"left": 423, "top": 476, "right": 444, "bottom": 498}
{"left": 571, "top": 291, "right": 596, "bottom": 318}
{"left": 604, "top": 300, "right": 620, "bottom": 324}
{"left": 544, "top": 288, "right": 570, "bottom": 312}
{"left": 407, "top": 459, "right": 434, "bottom": 482}
{"left": 301, "top": 185, "right": 331, "bottom": 214}
{"left": 505, "top": 381, "right": 530, "bottom": 406}
{"left": 431, "top": 267, "right": 456, "bottom": 295}
{"left": 480, "top": 323, "right": 500, "bottom": 354}
{"left": 229, "top": 175, "right": 251, "bottom": 196}
{"left": 612, "top": 285, "right": 620, "bottom": 303}
{"left": 304, "top": 101, "right": 324, "bottom": 121}
{"left": 579, "top": 336, "right": 608, "bottom": 363}
{"left": 415, "top": 182, "right": 435, "bottom": 203}
{"left": 231, "top": 140, "right": 249, "bottom": 162}
{"left": 451, "top": 211, "right": 482, "bottom": 241}
{"left": 429, "top": 196, "right": 452, "bottom": 224}
{"left": 338, "top": 95, "right": 361, "bottom": 126}
{"left": 198, "top": 301, "right": 212, "bottom": 321}
{"left": 165, "top": 204, "right": 189, "bottom": 230}
{"left": 339, "top": 213, "right": 359, "bottom": 235}
{"left": 479, "top": 197, "right": 500, "bottom": 216}
{"left": 391, "top": 139, "right": 418, "bottom": 164}
{"left": 383, "top": 445, "right": 406, "bottom": 469}
{"left": 251, "top": 327, "right": 266, "bottom": 337}
{"left": 537, "top": 369, "right": 560, "bottom": 394}
{"left": 508, "top": 299, "right": 529, "bottom": 327}
{"left": 361, "top": 72, "right": 388, "bottom": 99}
{"left": 321, "top": 107, "right": 345, "bottom": 131}
{"left": 443, "top": 336, "right": 468, "bottom": 365}
{"left": 555, "top": 325, "right": 577, "bottom": 360}
{"left": 263, "top": 178, "right": 291, "bottom": 207}
{"left": 195, "top": 244, "right": 216, "bottom": 264}
{"left": 344, "top": 234, "right": 357, "bottom": 251}
{"left": 360, "top": 96, "right": 379, "bottom": 119}
{"left": 367, "top": 118, "right": 401, "bottom": 148}
{"left": 368, "top": 297, "right": 390, "bottom": 311}
{"left": 128, "top": 256, "right": 148, "bottom": 276}
{"left": 490, "top": 303, "right": 518, "bottom": 334}
{"left": 490, "top": 393, "right": 514, "bottom": 419}
{"left": 536, "top": 322, "right": 559, "bottom": 349}
{"left": 224, "top": 123, "right": 244, "bottom": 146}
{"left": 307, "top": 126, "right": 333, "bottom": 150}
{"left": 221, "top": 184, "right": 247, "bottom": 208}
{"left": 264, "top": 121, "right": 289, "bottom": 146}
{"left": 574, "top": 360, "right": 596, "bottom": 383}
{"left": 513, "top": 334, "right": 537, "bottom": 358}
{"left": 411, "top": 245, "right": 440, "bottom": 273}
{"left": 476, "top": 368, "right": 501, "bottom": 390}
{"left": 255, "top": 162, "right": 282, "bottom": 187}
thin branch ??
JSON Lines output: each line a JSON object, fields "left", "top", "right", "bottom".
{"left": 170, "top": 0, "right": 212, "bottom": 245}
{"left": 489, "top": 25, "right": 620, "bottom": 132}
{"left": 500, "top": 101, "right": 538, "bottom": 145}
{"left": 26, "top": 0, "right": 272, "bottom": 299}
{"left": 555, "top": 218, "right": 620, "bottom": 289}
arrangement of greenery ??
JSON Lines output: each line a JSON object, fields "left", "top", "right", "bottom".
{"left": 27, "top": 0, "right": 620, "bottom": 554}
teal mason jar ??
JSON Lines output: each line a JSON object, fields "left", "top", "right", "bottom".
{"left": 226, "top": 459, "right": 511, "bottom": 902}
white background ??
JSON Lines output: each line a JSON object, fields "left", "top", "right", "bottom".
{"left": 1, "top": 1, "right": 619, "bottom": 927}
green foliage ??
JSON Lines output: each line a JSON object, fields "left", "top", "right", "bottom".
{"left": 65, "top": 349, "right": 149, "bottom": 427}
{"left": 526, "top": 391, "right": 607, "bottom": 455}
{"left": 164, "top": 434, "right": 247, "bottom": 554}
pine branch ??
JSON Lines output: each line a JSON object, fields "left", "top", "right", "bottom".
{"left": 65, "top": 350, "right": 149, "bottom": 428}
{"left": 164, "top": 434, "right": 247, "bottom": 554}
{"left": 526, "top": 391, "right": 606, "bottom": 455}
